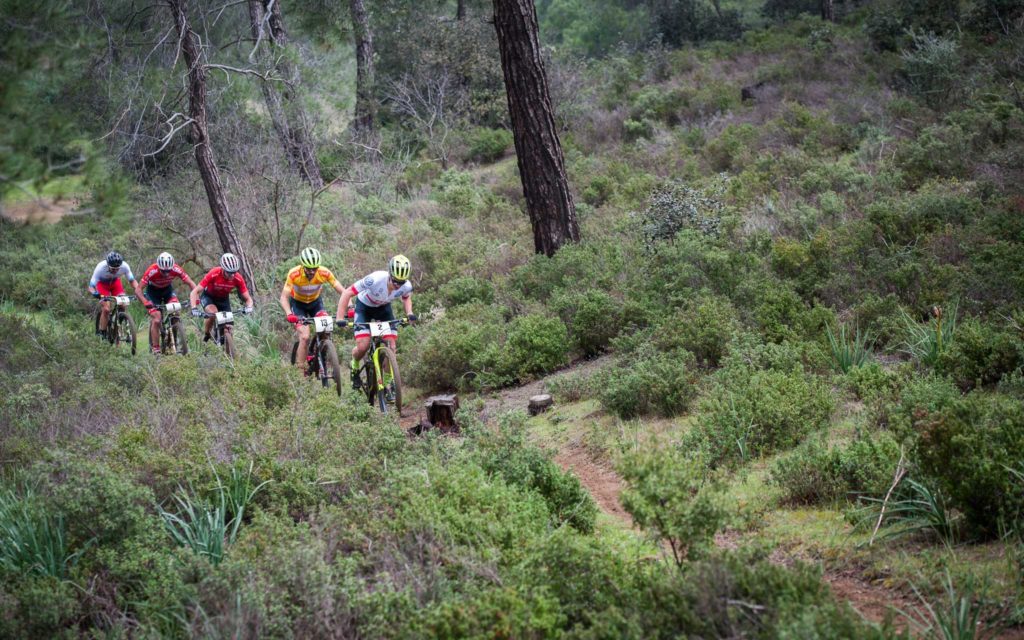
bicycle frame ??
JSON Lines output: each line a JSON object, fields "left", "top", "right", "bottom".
{"left": 353, "top": 319, "right": 404, "bottom": 393}
{"left": 152, "top": 301, "right": 186, "bottom": 353}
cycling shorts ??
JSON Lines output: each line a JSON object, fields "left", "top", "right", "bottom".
{"left": 200, "top": 293, "right": 231, "bottom": 313}
{"left": 144, "top": 284, "right": 178, "bottom": 306}
{"left": 96, "top": 279, "right": 125, "bottom": 297}
{"left": 353, "top": 299, "right": 396, "bottom": 340}
{"left": 289, "top": 297, "right": 326, "bottom": 319}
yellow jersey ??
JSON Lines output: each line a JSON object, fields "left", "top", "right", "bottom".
{"left": 284, "top": 266, "right": 337, "bottom": 303}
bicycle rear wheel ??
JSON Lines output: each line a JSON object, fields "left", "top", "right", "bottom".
{"left": 116, "top": 311, "right": 136, "bottom": 356}
{"left": 359, "top": 359, "right": 377, "bottom": 407}
{"left": 377, "top": 346, "right": 402, "bottom": 414}
{"left": 320, "top": 340, "right": 341, "bottom": 396}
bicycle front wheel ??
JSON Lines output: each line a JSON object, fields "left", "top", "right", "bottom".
{"left": 377, "top": 346, "right": 402, "bottom": 415}
{"left": 173, "top": 317, "right": 188, "bottom": 355}
{"left": 223, "top": 329, "right": 236, "bottom": 359}
{"left": 320, "top": 340, "right": 341, "bottom": 396}
{"left": 116, "top": 311, "right": 136, "bottom": 356}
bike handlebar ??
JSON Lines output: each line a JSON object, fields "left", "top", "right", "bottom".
{"left": 194, "top": 308, "right": 252, "bottom": 319}
{"left": 346, "top": 319, "right": 409, "bottom": 328}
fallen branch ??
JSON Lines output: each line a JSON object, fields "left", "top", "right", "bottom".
{"left": 143, "top": 112, "right": 195, "bottom": 158}
{"left": 870, "top": 445, "right": 907, "bottom": 546}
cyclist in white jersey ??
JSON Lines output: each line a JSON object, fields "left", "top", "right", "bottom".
{"left": 88, "top": 251, "right": 145, "bottom": 336}
{"left": 337, "top": 254, "right": 417, "bottom": 389}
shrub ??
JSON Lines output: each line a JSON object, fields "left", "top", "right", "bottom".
{"left": 581, "top": 174, "right": 615, "bottom": 207}
{"left": 441, "top": 275, "right": 495, "bottom": 307}
{"left": 936, "top": 317, "right": 1023, "bottom": 390}
{"left": 464, "top": 127, "right": 513, "bottom": 163}
{"left": 688, "top": 367, "right": 835, "bottom": 467}
{"left": 623, "top": 118, "right": 654, "bottom": 141}
{"left": 901, "top": 303, "right": 958, "bottom": 368}
{"left": 843, "top": 361, "right": 904, "bottom": 401}
{"left": 618, "top": 447, "right": 725, "bottom": 565}
{"left": 654, "top": 293, "right": 738, "bottom": 367}
{"left": 597, "top": 345, "right": 698, "bottom": 419}
{"left": 770, "top": 430, "right": 902, "bottom": 505}
{"left": 432, "top": 169, "right": 487, "bottom": 217}
{"left": 633, "top": 179, "right": 724, "bottom": 249}
{"left": 405, "top": 304, "right": 505, "bottom": 390}
{"left": 704, "top": 123, "right": 758, "bottom": 171}
{"left": 501, "top": 313, "right": 571, "bottom": 380}
{"left": 899, "top": 31, "right": 962, "bottom": 109}
{"left": 872, "top": 374, "right": 961, "bottom": 439}
{"left": 469, "top": 414, "right": 597, "bottom": 533}
{"left": 552, "top": 289, "right": 620, "bottom": 356}
{"left": 914, "top": 393, "right": 1024, "bottom": 537}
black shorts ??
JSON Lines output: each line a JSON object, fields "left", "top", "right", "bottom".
{"left": 289, "top": 297, "right": 325, "bottom": 318}
{"left": 353, "top": 299, "right": 396, "bottom": 339}
{"left": 200, "top": 293, "right": 231, "bottom": 313}
{"left": 144, "top": 285, "right": 178, "bottom": 306}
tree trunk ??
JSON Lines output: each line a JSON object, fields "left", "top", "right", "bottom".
{"left": 457, "top": 0, "right": 467, "bottom": 20}
{"left": 820, "top": 0, "right": 835, "bottom": 21}
{"left": 493, "top": 0, "right": 580, "bottom": 257}
{"left": 348, "top": 0, "right": 376, "bottom": 134}
{"left": 248, "top": 0, "right": 324, "bottom": 189}
{"left": 168, "top": 0, "right": 256, "bottom": 291}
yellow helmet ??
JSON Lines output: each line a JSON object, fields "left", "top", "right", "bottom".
{"left": 389, "top": 254, "right": 411, "bottom": 281}
{"left": 300, "top": 247, "right": 322, "bottom": 269}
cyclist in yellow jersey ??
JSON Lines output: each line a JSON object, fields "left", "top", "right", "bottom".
{"left": 279, "top": 247, "right": 348, "bottom": 371}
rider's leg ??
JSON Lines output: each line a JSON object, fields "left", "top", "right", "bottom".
{"left": 295, "top": 324, "right": 311, "bottom": 370}
{"left": 150, "top": 310, "right": 162, "bottom": 352}
{"left": 350, "top": 337, "right": 370, "bottom": 387}
{"left": 99, "top": 300, "right": 111, "bottom": 332}
{"left": 204, "top": 304, "right": 217, "bottom": 339}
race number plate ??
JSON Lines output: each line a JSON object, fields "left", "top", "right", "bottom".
{"left": 114, "top": 295, "right": 131, "bottom": 306}
{"left": 165, "top": 302, "right": 182, "bottom": 313}
{"left": 369, "top": 321, "right": 390, "bottom": 337}
{"left": 313, "top": 316, "right": 334, "bottom": 333}
{"left": 216, "top": 311, "right": 234, "bottom": 325}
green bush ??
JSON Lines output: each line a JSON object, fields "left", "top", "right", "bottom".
{"left": 405, "top": 304, "right": 505, "bottom": 390}
{"left": 432, "top": 169, "right": 488, "bottom": 218}
{"left": 546, "top": 370, "right": 599, "bottom": 402}
{"left": 688, "top": 366, "right": 835, "bottom": 467}
{"left": 843, "top": 362, "right": 904, "bottom": 401}
{"left": 618, "top": 447, "right": 725, "bottom": 564}
{"left": 464, "top": 127, "right": 513, "bottom": 163}
{"left": 770, "top": 431, "right": 902, "bottom": 505}
{"left": 552, "top": 289, "right": 620, "bottom": 356}
{"left": 441, "top": 275, "right": 495, "bottom": 307}
{"left": 936, "top": 317, "right": 1022, "bottom": 390}
{"left": 914, "top": 393, "right": 1024, "bottom": 537}
{"left": 899, "top": 31, "right": 961, "bottom": 109}
{"left": 469, "top": 414, "right": 597, "bottom": 533}
{"left": 501, "top": 313, "right": 571, "bottom": 380}
{"left": 703, "top": 123, "right": 759, "bottom": 171}
{"left": 654, "top": 293, "right": 738, "bottom": 367}
{"left": 597, "top": 345, "right": 698, "bottom": 419}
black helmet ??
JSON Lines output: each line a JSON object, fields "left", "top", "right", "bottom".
{"left": 106, "top": 251, "right": 123, "bottom": 268}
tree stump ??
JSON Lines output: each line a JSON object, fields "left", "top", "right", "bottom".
{"left": 413, "top": 394, "right": 460, "bottom": 435}
{"left": 528, "top": 394, "right": 553, "bottom": 416}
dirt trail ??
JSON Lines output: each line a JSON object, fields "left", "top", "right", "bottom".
{"left": 1, "top": 197, "right": 83, "bottom": 224}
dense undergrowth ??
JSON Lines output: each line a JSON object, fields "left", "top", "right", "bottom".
{"left": 3, "top": 0, "right": 1024, "bottom": 635}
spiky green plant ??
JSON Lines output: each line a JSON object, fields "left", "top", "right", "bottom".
{"left": 0, "top": 487, "right": 80, "bottom": 578}
{"left": 902, "top": 571, "right": 997, "bottom": 640}
{"left": 860, "top": 478, "right": 958, "bottom": 549}
{"left": 158, "top": 461, "right": 269, "bottom": 565}
{"left": 901, "top": 301, "right": 958, "bottom": 367}
{"left": 826, "top": 323, "right": 872, "bottom": 373}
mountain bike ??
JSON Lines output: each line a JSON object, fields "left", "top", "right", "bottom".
{"left": 194, "top": 308, "right": 250, "bottom": 359}
{"left": 289, "top": 314, "right": 342, "bottom": 396}
{"left": 150, "top": 301, "right": 189, "bottom": 355}
{"left": 349, "top": 319, "right": 405, "bottom": 414}
{"left": 94, "top": 295, "right": 136, "bottom": 356}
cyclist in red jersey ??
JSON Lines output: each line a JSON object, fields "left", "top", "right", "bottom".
{"left": 188, "top": 253, "right": 255, "bottom": 342}
{"left": 139, "top": 252, "right": 197, "bottom": 355}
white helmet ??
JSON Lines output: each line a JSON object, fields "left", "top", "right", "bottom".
{"left": 157, "top": 252, "right": 174, "bottom": 270}
{"left": 220, "top": 253, "right": 240, "bottom": 274}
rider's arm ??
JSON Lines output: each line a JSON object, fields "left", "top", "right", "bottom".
{"left": 279, "top": 281, "right": 294, "bottom": 316}
{"left": 189, "top": 283, "right": 204, "bottom": 308}
{"left": 241, "top": 290, "right": 255, "bottom": 309}
{"left": 88, "top": 263, "right": 103, "bottom": 295}
{"left": 332, "top": 280, "right": 348, "bottom": 318}
{"left": 338, "top": 287, "right": 355, "bottom": 321}
{"left": 130, "top": 277, "right": 145, "bottom": 300}
{"left": 402, "top": 293, "right": 413, "bottom": 316}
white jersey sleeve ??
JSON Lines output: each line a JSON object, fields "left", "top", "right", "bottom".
{"left": 353, "top": 270, "right": 413, "bottom": 307}
{"left": 90, "top": 261, "right": 135, "bottom": 286}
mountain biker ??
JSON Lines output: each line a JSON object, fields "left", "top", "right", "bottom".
{"left": 279, "top": 247, "right": 349, "bottom": 371}
{"left": 188, "top": 253, "right": 255, "bottom": 342}
{"left": 337, "top": 254, "right": 417, "bottom": 389}
{"left": 139, "top": 252, "right": 197, "bottom": 355}
{"left": 88, "top": 251, "right": 145, "bottom": 337}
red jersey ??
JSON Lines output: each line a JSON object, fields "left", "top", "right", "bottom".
{"left": 199, "top": 267, "right": 249, "bottom": 299}
{"left": 140, "top": 263, "right": 189, "bottom": 289}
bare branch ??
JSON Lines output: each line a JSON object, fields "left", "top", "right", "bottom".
{"left": 205, "top": 63, "right": 282, "bottom": 82}
{"left": 142, "top": 112, "right": 195, "bottom": 158}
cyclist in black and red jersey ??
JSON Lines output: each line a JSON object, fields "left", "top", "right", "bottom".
{"left": 139, "top": 252, "right": 197, "bottom": 355}
{"left": 188, "top": 253, "right": 255, "bottom": 342}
